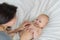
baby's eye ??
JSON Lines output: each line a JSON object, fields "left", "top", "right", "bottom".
{"left": 36, "top": 19, "right": 38, "bottom": 20}
{"left": 39, "top": 20, "right": 41, "bottom": 23}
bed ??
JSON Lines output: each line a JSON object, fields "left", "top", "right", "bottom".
{"left": 0, "top": 0, "right": 60, "bottom": 40}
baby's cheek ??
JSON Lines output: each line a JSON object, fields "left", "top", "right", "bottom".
{"left": 39, "top": 23, "right": 44, "bottom": 28}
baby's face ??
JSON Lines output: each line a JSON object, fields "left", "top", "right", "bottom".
{"left": 33, "top": 14, "right": 49, "bottom": 28}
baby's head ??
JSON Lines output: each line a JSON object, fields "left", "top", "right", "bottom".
{"left": 0, "top": 3, "right": 17, "bottom": 29}
{"left": 33, "top": 14, "right": 49, "bottom": 29}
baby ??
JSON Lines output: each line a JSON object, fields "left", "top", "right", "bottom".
{"left": 9, "top": 14, "right": 49, "bottom": 40}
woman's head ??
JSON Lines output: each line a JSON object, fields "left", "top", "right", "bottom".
{"left": 0, "top": 3, "right": 17, "bottom": 26}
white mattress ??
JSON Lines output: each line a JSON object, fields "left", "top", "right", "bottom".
{"left": 0, "top": 0, "right": 60, "bottom": 40}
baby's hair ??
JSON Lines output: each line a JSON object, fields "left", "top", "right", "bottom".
{"left": 40, "top": 14, "right": 49, "bottom": 18}
{"left": 40, "top": 14, "right": 49, "bottom": 23}
{"left": 39, "top": 14, "right": 49, "bottom": 22}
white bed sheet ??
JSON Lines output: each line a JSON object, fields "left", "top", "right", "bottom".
{"left": 0, "top": 0, "right": 60, "bottom": 40}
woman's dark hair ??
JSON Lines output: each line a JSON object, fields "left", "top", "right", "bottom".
{"left": 0, "top": 3, "right": 17, "bottom": 25}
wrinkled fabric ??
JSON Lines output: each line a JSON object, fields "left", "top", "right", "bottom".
{"left": 0, "top": 0, "right": 60, "bottom": 40}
